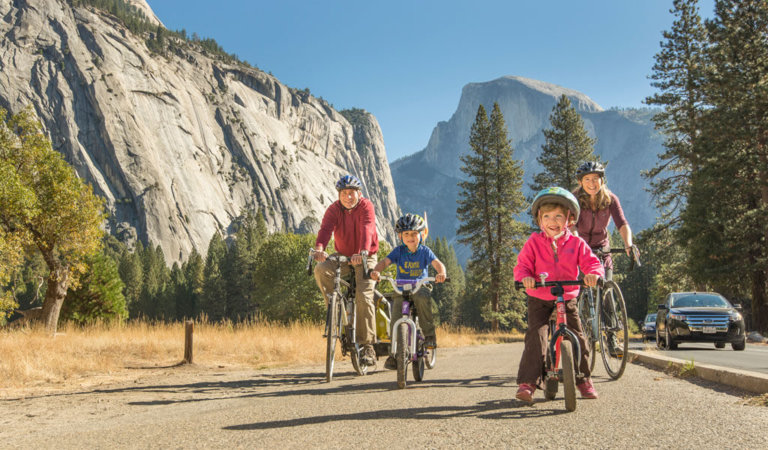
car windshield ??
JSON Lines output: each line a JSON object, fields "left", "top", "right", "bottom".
{"left": 645, "top": 314, "right": 656, "bottom": 322}
{"left": 670, "top": 294, "right": 730, "bottom": 308}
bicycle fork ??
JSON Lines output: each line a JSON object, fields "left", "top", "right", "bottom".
{"left": 390, "top": 299, "right": 418, "bottom": 360}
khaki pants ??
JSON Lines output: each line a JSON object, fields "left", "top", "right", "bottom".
{"left": 314, "top": 254, "right": 378, "bottom": 345}
{"left": 390, "top": 288, "right": 435, "bottom": 338}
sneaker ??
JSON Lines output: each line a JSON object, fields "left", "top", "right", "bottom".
{"left": 361, "top": 345, "right": 376, "bottom": 366}
{"left": 577, "top": 378, "right": 599, "bottom": 399}
{"left": 515, "top": 383, "right": 536, "bottom": 403}
{"left": 384, "top": 355, "right": 397, "bottom": 370}
{"left": 424, "top": 336, "right": 437, "bottom": 349}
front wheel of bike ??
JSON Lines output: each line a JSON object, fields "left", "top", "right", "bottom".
{"left": 578, "top": 289, "right": 597, "bottom": 373}
{"left": 561, "top": 340, "right": 577, "bottom": 412}
{"left": 598, "top": 280, "right": 629, "bottom": 380}
{"left": 396, "top": 323, "right": 409, "bottom": 389}
{"left": 325, "top": 294, "right": 339, "bottom": 383}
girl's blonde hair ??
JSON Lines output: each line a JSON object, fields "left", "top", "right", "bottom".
{"left": 573, "top": 184, "right": 612, "bottom": 211}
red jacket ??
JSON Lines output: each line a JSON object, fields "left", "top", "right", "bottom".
{"left": 514, "top": 229, "right": 604, "bottom": 300}
{"left": 316, "top": 197, "right": 379, "bottom": 257}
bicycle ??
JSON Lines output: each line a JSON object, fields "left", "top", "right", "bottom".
{"left": 515, "top": 275, "right": 589, "bottom": 412}
{"left": 377, "top": 275, "right": 447, "bottom": 389}
{"left": 307, "top": 249, "right": 386, "bottom": 382}
{"left": 577, "top": 245, "right": 640, "bottom": 380}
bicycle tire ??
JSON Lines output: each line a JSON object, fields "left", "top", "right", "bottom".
{"left": 413, "top": 346, "right": 425, "bottom": 382}
{"left": 325, "top": 294, "right": 339, "bottom": 383}
{"left": 396, "top": 323, "right": 409, "bottom": 389}
{"left": 561, "top": 340, "right": 577, "bottom": 412}
{"left": 598, "top": 280, "right": 628, "bottom": 380}
{"left": 577, "top": 289, "right": 598, "bottom": 373}
{"left": 346, "top": 299, "right": 368, "bottom": 376}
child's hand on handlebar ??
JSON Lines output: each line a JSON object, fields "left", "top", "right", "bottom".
{"left": 435, "top": 273, "right": 446, "bottom": 283}
{"left": 522, "top": 277, "right": 536, "bottom": 289}
{"left": 370, "top": 270, "right": 380, "bottom": 281}
{"left": 583, "top": 273, "right": 599, "bottom": 287}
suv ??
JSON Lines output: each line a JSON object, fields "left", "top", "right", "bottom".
{"left": 656, "top": 292, "right": 746, "bottom": 351}
{"left": 641, "top": 313, "right": 657, "bottom": 343}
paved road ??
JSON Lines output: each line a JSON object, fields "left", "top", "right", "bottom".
{"left": 630, "top": 340, "right": 768, "bottom": 374}
{"left": 2, "top": 343, "right": 767, "bottom": 448}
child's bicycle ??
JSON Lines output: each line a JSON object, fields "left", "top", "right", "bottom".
{"left": 306, "top": 249, "right": 391, "bottom": 382}
{"left": 376, "top": 275, "right": 447, "bottom": 389}
{"left": 515, "top": 274, "right": 592, "bottom": 412}
{"left": 577, "top": 245, "right": 640, "bottom": 380}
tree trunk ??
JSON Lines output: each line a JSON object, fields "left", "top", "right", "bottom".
{"left": 41, "top": 265, "right": 70, "bottom": 335}
{"left": 752, "top": 269, "right": 768, "bottom": 333}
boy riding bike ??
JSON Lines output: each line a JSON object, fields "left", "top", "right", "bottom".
{"left": 369, "top": 213, "right": 446, "bottom": 370}
{"left": 514, "top": 187, "right": 604, "bottom": 403}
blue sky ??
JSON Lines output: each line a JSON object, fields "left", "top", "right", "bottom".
{"left": 149, "top": 0, "right": 714, "bottom": 162}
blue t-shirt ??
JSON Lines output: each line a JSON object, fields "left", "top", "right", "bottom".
{"left": 387, "top": 244, "right": 437, "bottom": 282}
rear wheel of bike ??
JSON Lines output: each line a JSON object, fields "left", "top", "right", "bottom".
{"left": 396, "top": 323, "right": 409, "bottom": 389}
{"left": 598, "top": 281, "right": 628, "bottom": 380}
{"left": 561, "top": 341, "right": 577, "bottom": 412}
{"left": 543, "top": 345, "right": 557, "bottom": 400}
{"left": 413, "top": 347, "right": 425, "bottom": 382}
{"left": 346, "top": 300, "right": 367, "bottom": 376}
{"left": 424, "top": 346, "right": 437, "bottom": 369}
{"left": 577, "top": 289, "right": 598, "bottom": 373}
{"left": 325, "top": 294, "right": 339, "bottom": 383}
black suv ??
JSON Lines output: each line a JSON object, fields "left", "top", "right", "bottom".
{"left": 656, "top": 292, "right": 746, "bottom": 351}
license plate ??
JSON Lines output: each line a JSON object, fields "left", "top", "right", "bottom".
{"left": 703, "top": 326, "right": 716, "bottom": 333}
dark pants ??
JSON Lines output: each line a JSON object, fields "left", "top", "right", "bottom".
{"left": 517, "top": 296, "right": 591, "bottom": 387}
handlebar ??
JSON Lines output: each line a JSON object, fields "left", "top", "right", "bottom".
{"left": 593, "top": 245, "right": 642, "bottom": 270}
{"left": 305, "top": 248, "right": 365, "bottom": 276}
{"left": 377, "top": 276, "right": 450, "bottom": 295}
{"left": 514, "top": 279, "right": 586, "bottom": 290}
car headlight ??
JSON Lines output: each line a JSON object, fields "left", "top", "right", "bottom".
{"left": 669, "top": 313, "right": 686, "bottom": 320}
{"left": 730, "top": 312, "right": 742, "bottom": 322}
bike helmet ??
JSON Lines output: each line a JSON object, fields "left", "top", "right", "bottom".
{"left": 335, "top": 174, "right": 362, "bottom": 191}
{"left": 395, "top": 213, "right": 426, "bottom": 233}
{"left": 530, "top": 187, "right": 580, "bottom": 223}
{"left": 576, "top": 161, "right": 605, "bottom": 180}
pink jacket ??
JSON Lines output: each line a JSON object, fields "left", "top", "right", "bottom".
{"left": 514, "top": 229, "right": 604, "bottom": 301}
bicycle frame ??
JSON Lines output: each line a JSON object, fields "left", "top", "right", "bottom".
{"left": 382, "top": 278, "right": 433, "bottom": 361}
{"left": 548, "top": 283, "right": 582, "bottom": 380}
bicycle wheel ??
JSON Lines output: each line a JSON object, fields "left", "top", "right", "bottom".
{"left": 325, "top": 294, "right": 339, "bottom": 383}
{"left": 577, "top": 289, "right": 597, "bottom": 373}
{"left": 598, "top": 280, "right": 629, "bottom": 380}
{"left": 396, "top": 323, "right": 409, "bottom": 389}
{"left": 413, "top": 343, "right": 425, "bottom": 382}
{"left": 561, "top": 340, "right": 577, "bottom": 412}
{"left": 346, "top": 300, "right": 368, "bottom": 376}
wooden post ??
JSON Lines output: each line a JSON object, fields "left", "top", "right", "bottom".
{"left": 183, "top": 320, "right": 194, "bottom": 364}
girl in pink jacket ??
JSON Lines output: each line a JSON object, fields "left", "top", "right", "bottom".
{"left": 513, "top": 187, "right": 604, "bottom": 404}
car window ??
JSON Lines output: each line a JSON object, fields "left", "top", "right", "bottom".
{"left": 672, "top": 294, "right": 729, "bottom": 308}
{"left": 645, "top": 314, "right": 656, "bottom": 322}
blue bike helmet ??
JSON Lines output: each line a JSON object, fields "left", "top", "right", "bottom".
{"left": 335, "top": 174, "right": 362, "bottom": 191}
{"left": 531, "top": 187, "right": 580, "bottom": 222}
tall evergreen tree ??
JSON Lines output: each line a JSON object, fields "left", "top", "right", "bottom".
{"left": 118, "top": 241, "right": 144, "bottom": 317}
{"left": 224, "top": 212, "right": 267, "bottom": 321}
{"left": 457, "top": 103, "right": 528, "bottom": 330}
{"left": 644, "top": 0, "right": 708, "bottom": 226}
{"left": 62, "top": 252, "right": 127, "bottom": 325}
{"left": 180, "top": 248, "right": 204, "bottom": 318}
{"left": 530, "top": 94, "right": 598, "bottom": 193}
{"left": 200, "top": 232, "right": 228, "bottom": 321}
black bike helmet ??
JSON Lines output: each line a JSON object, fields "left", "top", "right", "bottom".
{"left": 530, "top": 187, "right": 580, "bottom": 223}
{"left": 335, "top": 174, "right": 362, "bottom": 191}
{"left": 395, "top": 213, "right": 426, "bottom": 233}
{"left": 576, "top": 161, "right": 605, "bottom": 180}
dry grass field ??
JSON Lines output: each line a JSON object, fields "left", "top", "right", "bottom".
{"left": 0, "top": 321, "right": 523, "bottom": 394}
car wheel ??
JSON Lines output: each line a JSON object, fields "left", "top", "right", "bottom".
{"left": 714, "top": 341, "right": 726, "bottom": 349}
{"left": 666, "top": 325, "right": 677, "bottom": 350}
{"left": 732, "top": 335, "right": 746, "bottom": 351}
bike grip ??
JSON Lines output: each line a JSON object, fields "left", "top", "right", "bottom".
{"left": 514, "top": 281, "right": 524, "bottom": 290}
{"left": 360, "top": 250, "right": 371, "bottom": 279}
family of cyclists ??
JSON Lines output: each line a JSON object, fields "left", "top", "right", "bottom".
{"left": 312, "top": 160, "right": 633, "bottom": 404}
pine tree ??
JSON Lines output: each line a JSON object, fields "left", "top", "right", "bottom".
{"left": 530, "top": 94, "right": 598, "bottom": 193}
{"left": 644, "top": 0, "right": 708, "bottom": 226}
{"left": 224, "top": 212, "right": 267, "bottom": 321}
{"left": 200, "top": 232, "right": 228, "bottom": 321}
{"left": 180, "top": 249, "right": 204, "bottom": 319}
{"left": 457, "top": 103, "right": 528, "bottom": 331}
{"left": 62, "top": 251, "right": 127, "bottom": 325}
{"left": 118, "top": 242, "right": 144, "bottom": 317}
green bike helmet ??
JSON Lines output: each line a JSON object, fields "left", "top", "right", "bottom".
{"left": 531, "top": 186, "right": 580, "bottom": 222}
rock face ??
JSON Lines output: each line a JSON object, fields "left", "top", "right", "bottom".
{"left": 391, "top": 76, "right": 663, "bottom": 262}
{"left": 0, "top": 0, "right": 398, "bottom": 263}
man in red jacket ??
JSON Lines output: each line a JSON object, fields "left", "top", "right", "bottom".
{"left": 313, "top": 174, "right": 379, "bottom": 366}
